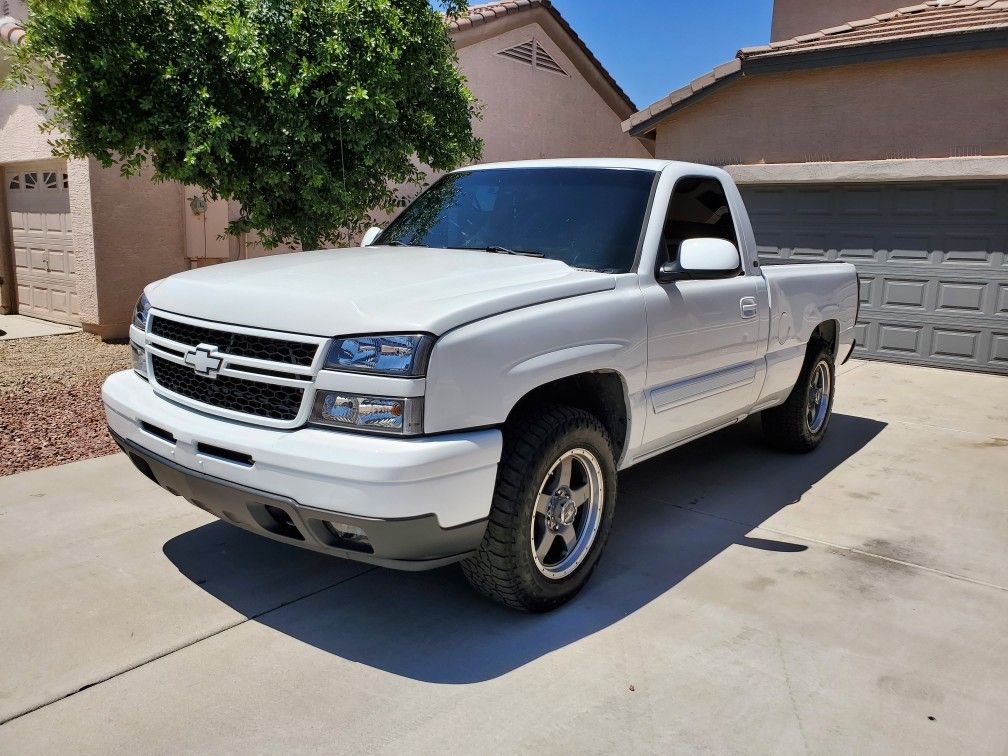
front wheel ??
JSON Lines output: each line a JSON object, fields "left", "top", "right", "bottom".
{"left": 761, "top": 342, "right": 835, "bottom": 453}
{"left": 461, "top": 405, "right": 617, "bottom": 612}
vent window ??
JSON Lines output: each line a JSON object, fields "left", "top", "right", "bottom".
{"left": 497, "top": 39, "right": 568, "bottom": 76}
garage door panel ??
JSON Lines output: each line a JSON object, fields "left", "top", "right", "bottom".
{"left": 936, "top": 282, "right": 986, "bottom": 314}
{"left": 991, "top": 334, "right": 1008, "bottom": 366}
{"left": 882, "top": 279, "right": 928, "bottom": 309}
{"left": 4, "top": 163, "right": 80, "bottom": 326}
{"left": 931, "top": 329, "right": 980, "bottom": 361}
{"left": 743, "top": 180, "right": 1008, "bottom": 374}
{"left": 949, "top": 184, "right": 999, "bottom": 215}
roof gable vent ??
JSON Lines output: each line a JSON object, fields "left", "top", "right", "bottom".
{"left": 497, "top": 39, "right": 568, "bottom": 76}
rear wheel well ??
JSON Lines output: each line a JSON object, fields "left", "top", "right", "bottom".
{"left": 506, "top": 372, "right": 629, "bottom": 461}
{"left": 810, "top": 319, "right": 839, "bottom": 360}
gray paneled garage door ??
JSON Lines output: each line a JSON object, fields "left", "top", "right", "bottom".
{"left": 742, "top": 181, "right": 1008, "bottom": 375}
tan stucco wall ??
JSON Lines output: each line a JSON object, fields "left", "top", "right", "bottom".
{"left": 771, "top": 0, "right": 904, "bottom": 40}
{"left": 458, "top": 22, "right": 649, "bottom": 162}
{"left": 0, "top": 86, "right": 53, "bottom": 164}
{"left": 652, "top": 49, "right": 1008, "bottom": 166}
{"left": 87, "top": 164, "right": 186, "bottom": 338}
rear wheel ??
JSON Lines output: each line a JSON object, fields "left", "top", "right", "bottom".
{"left": 761, "top": 342, "right": 835, "bottom": 453}
{"left": 461, "top": 405, "right": 617, "bottom": 612}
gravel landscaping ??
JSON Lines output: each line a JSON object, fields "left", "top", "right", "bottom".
{"left": 1, "top": 334, "right": 129, "bottom": 476}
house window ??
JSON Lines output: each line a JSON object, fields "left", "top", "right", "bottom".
{"left": 7, "top": 174, "right": 19, "bottom": 190}
{"left": 43, "top": 171, "right": 58, "bottom": 189}
{"left": 63, "top": 173, "right": 70, "bottom": 189}
{"left": 23, "top": 172, "right": 38, "bottom": 190}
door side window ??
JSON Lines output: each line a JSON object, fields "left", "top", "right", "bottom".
{"left": 658, "top": 177, "right": 738, "bottom": 268}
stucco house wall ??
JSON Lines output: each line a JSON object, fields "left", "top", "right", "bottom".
{"left": 771, "top": 0, "right": 912, "bottom": 41}
{"left": 652, "top": 48, "right": 1008, "bottom": 166}
{"left": 87, "top": 165, "right": 187, "bottom": 338}
{"left": 458, "top": 21, "right": 649, "bottom": 162}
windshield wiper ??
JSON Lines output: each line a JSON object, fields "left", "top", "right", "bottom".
{"left": 482, "top": 245, "right": 546, "bottom": 258}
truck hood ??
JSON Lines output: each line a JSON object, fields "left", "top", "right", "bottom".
{"left": 147, "top": 247, "right": 616, "bottom": 337}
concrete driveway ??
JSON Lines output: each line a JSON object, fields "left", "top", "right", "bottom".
{"left": 1, "top": 360, "right": 1006, "bottom": 754}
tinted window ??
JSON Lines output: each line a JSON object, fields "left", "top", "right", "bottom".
{"left": 377, "top": 168, "right": 657, "bottom": 273}
{"left": 658, "top": 177, "right": 738, "bottom": 266}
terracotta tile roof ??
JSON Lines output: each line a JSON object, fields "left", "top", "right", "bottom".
{"left": 741, "top": 0, "right": 1008, "bottom": 59}
{"left": 448, "top": 0, "right": 637, "bottom": 112}
{"left": 0, "top": 15, "right": 25, "bottom": 46}
{"left": 624, "top": 0, "right": 1008, "bottom": 136}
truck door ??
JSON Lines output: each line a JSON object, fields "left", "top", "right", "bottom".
{"left": 640, "top": 176, "right": 762, "bottom": 452}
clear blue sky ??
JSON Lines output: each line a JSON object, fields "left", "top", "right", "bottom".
{"left": 547, "top": 0, "right": 775, "bottom": 108}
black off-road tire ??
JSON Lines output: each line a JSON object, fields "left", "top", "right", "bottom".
{"left": 461, "top": 404, "right": 617, "bottom": 612}
{"left": 761, "top": 342, "right": 835, "bottom": 453}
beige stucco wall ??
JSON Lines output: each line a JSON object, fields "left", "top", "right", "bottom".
{"left": 771, "top": 0, "right": 904, "bottom": 40}
{"left": 457, "top": 21, "right": 650, "bottom": 162}
{"left": 652, "top": 49, "right": 1008, "bottom": 166}
{"left": 87, "top": 164, "right": 186, "bottom": 338}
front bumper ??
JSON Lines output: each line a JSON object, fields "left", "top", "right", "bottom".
{"left": 102, "top": 370, "right": 502, "bottom": 569}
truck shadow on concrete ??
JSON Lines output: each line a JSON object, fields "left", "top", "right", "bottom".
{"left": 163, "top": 413, "right": 885, "bottom": 684}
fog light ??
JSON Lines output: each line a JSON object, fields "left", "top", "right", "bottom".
{"left": 323, "top": 521, "right": 373, "bottom": 553}
{"left": 131, "top": 341, "right": 148, "bottom": 379}
{"left": 310, "top": 390, "right": 422, "bottom": 435}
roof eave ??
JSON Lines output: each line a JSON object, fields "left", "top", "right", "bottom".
{"left": 625, "top": 25, "right": 1008, "bottom": 138}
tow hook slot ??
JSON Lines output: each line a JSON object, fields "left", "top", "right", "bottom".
{"left": 196, "top": 442, "right": 254, "bottom": 467}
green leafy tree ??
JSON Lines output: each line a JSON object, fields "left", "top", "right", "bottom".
{"left": 9, "top": 0, "right": 483, "bottom": 249}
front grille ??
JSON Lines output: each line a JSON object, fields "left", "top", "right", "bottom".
{"left": 151, "top": 355, "right": 304, "bottom": 421}
{"left": 150, "top": 316, "right": 318, "bottom": 367}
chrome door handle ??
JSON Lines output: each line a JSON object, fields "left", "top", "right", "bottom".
{"left": 740, "top": 296, "right": 758, "bottom": 319}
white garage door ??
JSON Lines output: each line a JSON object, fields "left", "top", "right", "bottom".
{"left": 743, "top": 181, "right": 1008, "bottom": 375}
{"left": 4, "top": 163, "right": 80, "bottom": 325}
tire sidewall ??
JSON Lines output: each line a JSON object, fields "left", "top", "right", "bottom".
{"left": 511, "top": 421, "right": 617, "bottom": 606}
{"left": 803, "top": 348, "right": 836, "bottom": 445}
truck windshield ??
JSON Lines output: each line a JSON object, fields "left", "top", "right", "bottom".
{"left": 375, "top": 167, "right": 657, "bottom": 273}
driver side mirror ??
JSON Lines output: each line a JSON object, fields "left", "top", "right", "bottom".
{"left": 657, "top": 237, "right": 742, "bottom": 283}
{"left": 361, "top": 226, "right": 383, "bottom": 247}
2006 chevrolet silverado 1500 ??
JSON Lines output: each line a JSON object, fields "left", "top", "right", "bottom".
{"left": 103, "top": 159, "right": 858, "bottom": 611}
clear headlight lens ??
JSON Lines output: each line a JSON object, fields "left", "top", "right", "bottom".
{"left": 311, "top": 391, "right": 423, "bottom": 435}
{"left": 134, "top": 293, "right": 152, "bottom": 330}
{"left": 325, "top": 334, "right": 434, "bottom": 377}
{"left": 130, "top": 341, "right": 148, "bottom": 379}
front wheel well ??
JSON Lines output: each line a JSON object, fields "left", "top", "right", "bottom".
{"left": 506, "top": 371, "right": 629, "bottom": 461}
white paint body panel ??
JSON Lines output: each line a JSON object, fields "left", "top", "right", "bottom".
{"left": 105, "top": 159, "right": 858, "bottom": 529}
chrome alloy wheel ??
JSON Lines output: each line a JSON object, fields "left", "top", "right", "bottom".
{"left": 807, "top": 360, "right": 831, "bottom": 433}
{"left": 530, "top": 448, "right": 604, "bottom": 580}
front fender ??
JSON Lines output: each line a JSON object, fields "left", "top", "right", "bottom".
{"left": 423, "top": 279, "right": 647, "bottom": 437}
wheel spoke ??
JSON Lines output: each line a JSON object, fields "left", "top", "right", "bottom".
{"left": 571, "top": 483, "right": 591, "bottom": 507}
{"left": 535, "top": 493, "right": 552, "bottom": 514}
{"left": 536, "top": 531, "right": 557, "bottom": 562}
{"left": 557, "top": 456, "right": 573, "bottom": 488}
{"left": 559, "top": 525, "right": 577, "bottom": 553}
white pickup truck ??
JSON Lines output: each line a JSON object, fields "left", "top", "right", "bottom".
{"left": 103, "top": 159, "right": 858, "bottom": 611}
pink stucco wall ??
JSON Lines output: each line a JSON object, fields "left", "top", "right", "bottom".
{"left": 652, "top": 49, "right": 1008, "bottom": 166}
{"left": 87, "top": 164, "right": 187, "bottom": 338}
{"left": 771, "top": 0, "right": 904, "bottom": 41}
{"left": 457, "top": 21, "right": 649, "bottom": 163}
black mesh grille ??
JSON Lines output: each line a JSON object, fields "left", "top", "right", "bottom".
{"left": 150, "top": 316, "right": 317, "bottom": 367}
{"left": 152, "top": 355, "right": 304, "bottom": 421}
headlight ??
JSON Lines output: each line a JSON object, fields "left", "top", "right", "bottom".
{"left": 311, "top": 391, "right": 423, "bottom": 435}
{"left": 134, "top": 293, "right": 152, "bottom": 330}
{"left": 325, "top": 334, "right": 434, "bottom": 377}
